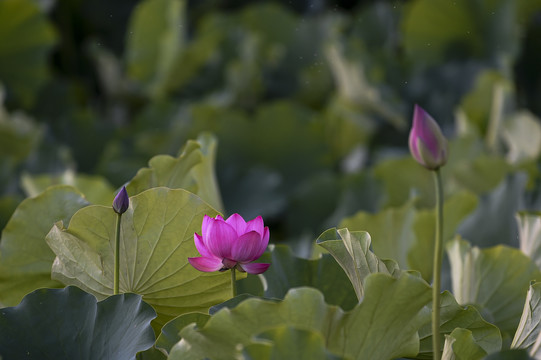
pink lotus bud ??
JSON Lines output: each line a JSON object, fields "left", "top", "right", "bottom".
{"left": 112, "top": 186, "right": 129, "bottom": 214}
{"left": 188, "top": 214, "right": 270, "bottom": 275}
{"left": 408, "top": 105, "right": 448, "bottom": 170}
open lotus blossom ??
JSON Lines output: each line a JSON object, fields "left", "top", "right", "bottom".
{"left": 409, "top": 104, "right": 448, "bottom": 170}
{"left": 188, "top": 214, "right": 270, "bottom": 274}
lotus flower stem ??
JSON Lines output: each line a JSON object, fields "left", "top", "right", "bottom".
{"left": 231, "top": 268, "right": 237, "bottom": 298}
{"left": 432, "top": 168, "right": 444, "bottom": 360}
{"left": 112, "top": 186, "right": 128, "bottom": 295}
{"left": 114, "top": 212, "right": 121, "bottom": 295}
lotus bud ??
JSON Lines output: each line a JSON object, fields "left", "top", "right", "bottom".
{"left": 112, "top": 186, "right": 129, "bottom": 214}
{"left": 408, "top": 104, "right": 448, "bottom": 170}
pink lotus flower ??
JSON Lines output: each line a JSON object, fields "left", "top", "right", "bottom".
{"left": 409, "top": 104, "right": 448, "bottom": 170}
{"left": 188, "top": 214, "right": 270, "bottom": 274}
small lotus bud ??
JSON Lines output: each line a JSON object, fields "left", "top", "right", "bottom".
{"left": 112, "top": 186, "right": 129, "bottom": 214}
{"left": 408, "top": 105, "right": 448, "bottom": 170}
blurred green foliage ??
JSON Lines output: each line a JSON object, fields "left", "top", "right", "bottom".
{"left": 1, "top": 0, "right": 541, "bottom": 256}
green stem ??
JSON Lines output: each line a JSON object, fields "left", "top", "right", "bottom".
{"left": 486, "top": 83, "right": 504, "bottom": 153}
{"left": 231, "top": 268, "right": 237, "bottom": 298}
{"left": 114, "top": 212, "right": 121, "bottom": 295}
{"left": 432, "top": 169, "right": 444, "bottom": 360}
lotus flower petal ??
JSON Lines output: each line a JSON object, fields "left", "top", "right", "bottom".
{"left": 189, "top": 214, "right": 270, "bottom": 275}
{"left": 258, "top": 227, "right": 270, "bottom": 256}
{"left": 225, "top": 213, "right": 247, "bottom": 236}
{"left": 201, "top": 215, "right": 212, "bottom": 238}
{"left": 239, "top": 262, "right": 271, "bottom": 274}
{"left": 188, "top": 257, "right": 223, "bottom": 272}
{"left": 194, "top": 233, "right": 215, "bottom": 259}
{"left": 246, "top": 216, "right": 264, "bottom": 236}
{"left": 205, "top": 218, "right": 237, "bottom": 259}
{"left": 231, "top": 231, "right": 264, "bottom": 263}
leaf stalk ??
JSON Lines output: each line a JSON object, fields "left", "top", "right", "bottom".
{"left": 231, "top": 268, "right": 237, "bottom": 298}
{"left": 432, "top": 168, "right": 444, "bottom": 360}
{"left": 114, "top": 212, "right": 122, "bottom": 295}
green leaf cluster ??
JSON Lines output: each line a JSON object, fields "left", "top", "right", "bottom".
{"left": 2, "top": 0, "right": 541, "bottom": 358}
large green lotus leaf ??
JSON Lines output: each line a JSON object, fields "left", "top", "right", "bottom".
{"left": 126, "top": 133, "right": 223, "bottom": 212}
{"left": 125, "top": 0, "right": 184, "bottom": 97}
{"left": 316, "top": 228, "right": 400, "bottom": 300}
{"left": 21, "top": 170, "right": 115, "bottom": 206}
{"left": 203, "top": 101, "right": 329, "bottom": 184}
{"left": 243, "top": 326, "right": 349, "bottom": 360}
{"left": 0, "top": 195, "right": 22, "bottom": 238}
{"left": 417, "top": 291, "right": 502, "bottom": 359}
{"left": 46, "top": 187, "right": 231, "bottom": 329}
{"left": 282, "top": 171, "right": 383, "bottom": 253}
{"left": 161, "top": 17, "right": 223, "bottom": 94}
{"left": 449, "top": 155, "right": 511, "bottom": 195}
{"left": 372, "top": 157, "right": 434, "bottom": 208}
{"left": 516, "top": 212, "right": 541, "bottom": 269}
{"left": 511, "top": 283, "right": 541, "bottom": 357}
{"left": 447, "top": 237, "right": 541, "bottom": 337}
{"left": 208, "top": 294, "right": 261, "bottom": 315}
{"left": 502, "top": 111, "right": 541, "bottom": 164}
{"left": 402, "top": 0, "right": 521, "bottom": 65}
{"left": 372, "top": 139, "right": 510, "bottom": 210}
{"left": 443, "top": 135, "right": 510, "bottom": 196}
{"left": 155, "top": 312, "right": 210, "bottom": 355}
{"left": 458, "top": 173, "right": 527, "bottom": 248}
{"left": 136, "top": 346, "right": 167, "bottom": 360}
{"left": 339, "top": 201, "right": 416, "bottom": 270}
{"left": 0, "top": 105, "right": 43, "bottom": 164}
{"left": 324, "top": 48, "right": 405, "bottom": 132}
{"left": 457, "top": 71, "right": 513, "bottom": 137}
{"left": 0, "top": 185, "right": 89, "bottom": 306}
{"left": 441, "top": 328, "right": 487, "bottom": 360}
{"left": 484, "top": 349, "right": 533, "bottom": 359}
{"left": 402, "top": 0, "right": 481, "bottom": 65}
{"left": 240, "top": 244, "right": 358, "bottom": 310}
{"left": 0, "top": 0, "right": 57, "bottom": 106}
{"left": 409, "top": 191, "right": 478, "bottom": 281}
{"left": 170, "top": 272, "right": 432, "bottom": 360}
{"left": 0, "top": 286, "right": 155, "bottom": 359}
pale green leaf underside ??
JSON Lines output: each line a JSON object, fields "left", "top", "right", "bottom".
{"left": 126, "top": 133, "right": 223, "bottom": 212}
{"left": 516, "top": 211, "right": 541, "bottom": 269}
{"left": 511, "top": 282, "right": 541, "bottom": 358}
{"left": 339, "top": 200, "right": 416, "bottom": 270}
{"left": 21, "top": 170, "right": 115, "bottom": 206}
{"left": 339, "top": 191, "right": 477, "bottom": 282}
{"left": 316, "top": 227, "right": 400, "bottom": 300}
{"left": 409, "top": 191, "right": 478, "bottom": 281}
{"left": 170, "top": 273, "right": 432, "bottom": 360}
{"left": 46, "top": 187, "right": 230, "bottom": 328}
{"left": 441, "top": 328, "right": 487, "bottom": 360}
{"left": 447, "top": 237, "right": 541, "bottom": 336}
{"left": 418, "top": 291, "right": 502, "bottom": 358}
{"left": 254, "top": 244, "right": 358, "bottom": 310}
{"left": 243, "top": 326, "right": 349, "bottom": 360}
{"left": 503, "top": 112, "right": 541, "bottom": 163}
{"left": 155, "top": 312, "right": 210, "bottom": 355}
